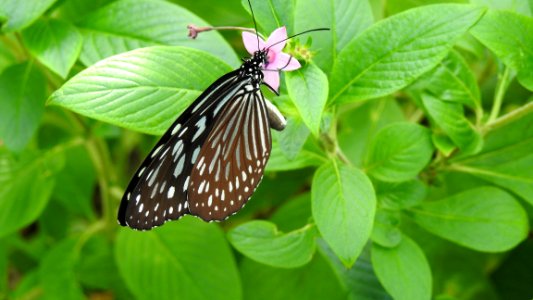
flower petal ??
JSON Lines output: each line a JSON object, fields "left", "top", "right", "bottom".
{"left": 266, "top": 26, "right": 287, "bottom": 53}
{"left": 242, "top": 32, "right": 266, "bottom": 54}
{"left": 263, "top": 71, "right": 280, "bottom": 92}
{"left": 270, "top": 53, "right": 301, "bottom": 71}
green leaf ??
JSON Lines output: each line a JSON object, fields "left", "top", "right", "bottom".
{"left": 372, "top": 235, "right": 432, "bottom": 300}
{"left": 409, "top": 186, "right": 528, "bottom": 252}
{"left": 312, "top": 161, "right": 376, "bottom": 266}
{"left": 0, "top": 150, "right": 60, "bottom": 237}
{"left": 376, "top": 179, "right": 427, "bottom": 209}
{"left": 52, "top": 146, "right": 95, "bottom": 219}
{"left": 78, "top": 0, "right": 238, "bottom": 66}
{"left": 240, "top": 253, "right": 346, "bottom": 300}
{"left": 115, "top": 217, "right": 241, "bottom": 300}
{"left": 470, "top": 10, "right": 533, "bottom": 90}
{"left": 0, "top": 0, "right": 57, "bottom": 32}
{"left": 365, "top": 123, "right": 434, "bottom": 182}
{"left": 276, "top": 116, "right": 310, "bottom": 160}
{"left": 294, "top": 0, "right": 374, "bottom": 73}
{"left": 330, "top": 4, "right": 485, "bottom": 103}
{"left": 416, "top": 50, "right": 481, "bottom": 110}
{"left": 451, "top": 103, "right": 533, "bottom": 205}
{"left": 39, "top": 238, "right": 84, "bottom": 300}
{"left": 0, "top": 62, "right": 46, "bottom": 151}
{"left": 286, "top": 63, "right": 328, "bottom": 136}
{"left": 228, "top": 221, "right": 316, "bottom": 268}
{"left": 49, "top": 46, "right": 232, "bottom": 135}
{"left": 22, "top": 18, "right": 82, "bottom": 78}
{"left": 421, "top": 93, "right": 483, "bottom": 154}
{"left": 240, "top": 0, "right": 294, "bottom": 33}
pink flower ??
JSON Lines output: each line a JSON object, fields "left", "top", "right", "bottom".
{"left": 242, "top": 26, "right": 301, "bottom": 91}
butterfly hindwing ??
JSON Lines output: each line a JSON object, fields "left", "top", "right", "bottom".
{"left": 188, "top": 87, "right": 272, "bottom": 221}
{"left": 118, "top": 70, "right": 250, "bottom": 230}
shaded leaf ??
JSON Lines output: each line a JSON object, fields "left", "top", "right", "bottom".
{"left": 115, "top": 217, "right": 241, "bottom": 300}
{"left": 276, "top": 116, "right": 310, "bottom": 160}
{"left": 240, "top": 0, "right": 294, "bottom": 33}
{"left": 240, "top": 253, "right": 346, "bottom": 300}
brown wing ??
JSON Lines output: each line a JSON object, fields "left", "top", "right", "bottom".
{"left": 188, "top": 86, "right": 271, "bottom": 221}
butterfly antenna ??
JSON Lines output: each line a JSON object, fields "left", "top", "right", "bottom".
{"left": 247, "top": 0, "right": 261, "bottom": 51}
{"left": 267, "top": 28, "right": 330, "bottom": 50}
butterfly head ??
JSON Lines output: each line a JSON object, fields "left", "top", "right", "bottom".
{"left": 241, "top": 49, "right": 268, "bottom": 85}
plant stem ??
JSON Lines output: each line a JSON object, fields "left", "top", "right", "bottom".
{"left": 488, "top": 66, "right": 510, "bottom": 123}
{"left": 187, "top": 24, "right": 264, "bottom": 39}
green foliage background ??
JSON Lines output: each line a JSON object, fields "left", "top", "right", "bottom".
{"left": 1, "top": 0, "right": 532, "bottom": 299}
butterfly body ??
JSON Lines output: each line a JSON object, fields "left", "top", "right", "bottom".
{"left": 118, "top": 49, "right": 285, "bottom": 230}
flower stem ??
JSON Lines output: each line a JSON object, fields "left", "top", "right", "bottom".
{"left": 187, "top": 24, "right": 265, "bottom": 39}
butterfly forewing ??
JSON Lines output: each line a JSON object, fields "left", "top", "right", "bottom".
{"left": 188, "top": 88, "right": 271, "bottom": 221}
{"left": 118, "top": 70, "right": 249, "bottom": 229}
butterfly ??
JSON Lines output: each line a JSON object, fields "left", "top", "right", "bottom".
{"left": 117, "top": 1, "right": 327, "bottom": 230}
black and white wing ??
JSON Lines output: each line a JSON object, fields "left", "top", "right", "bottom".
{"left": 187, "top": 88, "right": 272, "bottom": 221}
{"left": 117, "top": 70, "right": 249, "bottom": 230}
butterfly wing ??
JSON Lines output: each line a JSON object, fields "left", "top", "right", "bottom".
{"left": 188, "top": 87, "right": 272, "bottom": 221}
{"left": 117, "top": 70, "right": 249, "bottom": 230}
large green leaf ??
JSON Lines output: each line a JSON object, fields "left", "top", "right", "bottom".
{"left": 294, "top": 0, "right": 374, "bottom": 73}
{"left": 470, "top": 0, "right": 532, "bottom": 16}
{"left": 0, "top": 0, "right": 56, "bottom": 32}
{"left": 365, "top": 123, "right": 434, "bottom": 182}
{"left": 421, "top": 92, "right": 482, "bottom": 154}
{"left": 240, "top": 253, "right": 346, "bottom": 300}
{"left": 228, "top": 221, "right": 316, "bottom": 268}
{"left": 0, "top": 150, "right": 61, "bottom": 238}
{"left": 409, "top": 187, "right": 528, "bottom": 252}
{"left": 312, "top": 161, "right": 376, "bottom": 267}
{"left": 286, "top": 63, "right": 328, "bottom": 136}
{"left": 115, "top": 217, "right": 241, "bottom": 300}
{"left": 49, "top": 46, "right": 232, "bottom": 135}
{"left": 0, "top": 62, "right": 46, "bottom": 151}
{"left": 450, "top": 103, "right": 533, "bottom": 205}
{"left": 330, "top": 4, "right": 484, "bottom": 103}
{"left": 78, "top": 0, "right": 238, "bottom": 66}
{"left": 372, "top": 235, "right": 432, "bottom": 300}
{"left": 22, "top": 18, "right": 82, "bottom": 78}
{"left": 470, "top": 10, "right": 533, "bottom": 90}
